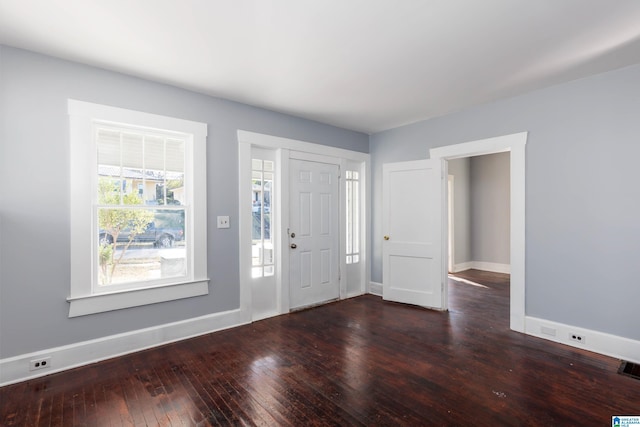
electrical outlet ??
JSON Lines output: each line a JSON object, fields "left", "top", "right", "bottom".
{"left": 217, "top": 216, "right": 230, "bottom": 229}
{"left": 29, "top": 356, "right": 51, "bottom": 371}
{"left": 569, "top": 333, "right": 585, "bottom": 344}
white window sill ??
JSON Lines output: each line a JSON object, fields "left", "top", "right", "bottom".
{"left": 67, "top": 279, "right": 209, "bottom": 317}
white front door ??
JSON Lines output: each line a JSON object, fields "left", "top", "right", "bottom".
{"left": 382, "top": 159, "right": 444, "bottom": 309}
{"left": 289, "top": 159, "right": 340, "bottom": 309}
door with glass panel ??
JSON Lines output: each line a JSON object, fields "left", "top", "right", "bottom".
{"left": 289, "top": 159, "right": 340, "bottom": 310}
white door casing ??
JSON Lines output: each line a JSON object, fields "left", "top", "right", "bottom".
{"left": 289, "top": 159, "right": 340, "bottom": 309}
{"left": 448, "top": 174, "right": 454, "bottom": 274}
{"left": 430, "top": 131, "right": 527, "bottom": 332}
{"left": 382, "top": 159, "right": 444, "bottom": 309}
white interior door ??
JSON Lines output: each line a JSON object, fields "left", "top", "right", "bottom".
{"left": 289, "top": 159, "right": 340, "bottom": 309}
{"left": 382, "top": 159, "right": 444, "bottom": 309}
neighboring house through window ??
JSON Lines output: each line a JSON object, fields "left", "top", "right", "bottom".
{"left": 68, "top": 100, "right": 208, "bottom": 317}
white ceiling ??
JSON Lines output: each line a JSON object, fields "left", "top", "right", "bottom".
{"left": 2, "top": 1, "right": 640, "bottom": 134}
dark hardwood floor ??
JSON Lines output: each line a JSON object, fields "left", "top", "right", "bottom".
{"left": 2, "top": 269, "right": 638, "bottom": 426}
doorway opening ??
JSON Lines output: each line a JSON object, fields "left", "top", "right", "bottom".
{"left": 447, "top": 152, "right": 511, "bottom": 323}
{"left": 430, "top": 132, "right": 526, "bottom": 333}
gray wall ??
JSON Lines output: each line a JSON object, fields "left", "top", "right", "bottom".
{"left": 370, "top": 63, "right": 640, "bottom": 341}
{"left": 470, "top": 152, "right": 510, "bottom": 264}
{"left": 0, "top": 46, "right": 368, "bottom": 358}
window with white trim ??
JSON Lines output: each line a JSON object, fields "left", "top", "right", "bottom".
{"left": 251, "top": 158, "right": 275, "bottom": 278}
{"left": 68, "top": 100, "right": 208, "bottom": 317}
{"left": 345, "top": 170, "right": 360, "bottom": 264}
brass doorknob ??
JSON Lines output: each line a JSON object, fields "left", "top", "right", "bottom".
{"left": 384, "top": 235, "right": 390, "bottom": 241}
{"left": 290, "top": 243, "right": 297, "bottom": 249}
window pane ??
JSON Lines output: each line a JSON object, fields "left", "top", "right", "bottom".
{"left": 264, "top": 160, "right": 274, "bottom": 171}
{"left": 97, "top": 128, "right": 121, "bottom": 166}
{"left": 264, "top": 265, "right": 274, "bottom": 276}
{"left": 345, "top": 170, "right": 360, "bottom": 262}
{"left": 121, "top": 133, "right": 144, "bottom": 169}
{"left": 121, "top": 169, "right": 146, "bottom": 206}
{"left": 165, "top": 139, "right": 185, "bottom": 173}
{"left": 252, "top": 267, "right": 263, "bottom": 278}
{"left": 97, "top": 208, "right": 186, "bottom": 286}
{"left": 346, "top": 180, "right": 352, "bottom": 254}
{"left": 166, "top": 171, "right": 185, "bottom": 206}
{"left": 97, "top": 175, "right": 121, "bottom": 204}
{"left": 353, "top": 180, "right": 359, "bottom": 255}
{"left": 252, "top": 245, "right": 262, "bottom": 266}
{"left": 264, "top": 213, "right": 272, "bottom": 264}
{"left": 144, "top": 135, "right": 165, "bottom": 171}
{"left": 252, "top": 159, "right": 262, "bottom": 170}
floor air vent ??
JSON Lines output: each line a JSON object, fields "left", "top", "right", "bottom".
{"left": 618, "top": 361, "right": 640, "bottom": 380}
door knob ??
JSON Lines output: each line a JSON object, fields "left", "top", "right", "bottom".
{"left": 384, "top": 235, "right": 390, "bottom": 241}
{"left": 290, "top": 243, "right": 297, "bottom": 249}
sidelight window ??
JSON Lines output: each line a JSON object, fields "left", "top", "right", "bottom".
{"left": 345, "top": 170, "right": 360, "bottom": 264}
{"left": 251, "top": 158, "right": 275, "bottom": 278}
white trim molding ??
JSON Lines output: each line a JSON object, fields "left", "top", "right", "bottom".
{"left": 526, "top": 316, "right": 640, "bottom": 365}
{"left": 68, "top": 280, "right": 209, "bottom": 317}
{"left": 451, "top": 262, "right": 510, "bottom": 274}
{"left": 0, "top": 308, "right": 248, "bottom": 387}
{"left": 369, "top": 281, "right": 383, "bottom": 296}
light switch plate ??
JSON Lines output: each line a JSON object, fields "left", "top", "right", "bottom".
{"left": 217, "top": 216, "right": 230, "bottom": 229}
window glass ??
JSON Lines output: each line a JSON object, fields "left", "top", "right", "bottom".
{"left": 252, "top": 158, "right": 274, "bottom": 277}
{"left": 346, "top": 170, "right": 360, "bottom": 264}
{"left": 96, "top": 126, "right": 187, "bottom": 288}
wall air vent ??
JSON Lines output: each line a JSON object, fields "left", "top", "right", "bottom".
{"left": 618, "top": 361, "right": 640, "bottom": 380}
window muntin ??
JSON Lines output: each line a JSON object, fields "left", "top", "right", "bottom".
{"left": 346, "top": 170, "right": 360, "bottom": 264}
{"left": 251, "top": 159, "right": 275, "bottom": 278}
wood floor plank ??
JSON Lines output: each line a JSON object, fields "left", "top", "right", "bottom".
{"left": 1, "top": 269, "right": 639, "bottom": 426}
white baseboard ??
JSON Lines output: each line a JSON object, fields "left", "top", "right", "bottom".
{"left": 369, "top": 281, "right": 383, "bottom": 296}
{"left": 452, "top": 261, "right": 510, "bottom": 274}
{"left": 346, "top": 291, "right": 366, "bottom": 299}
{"left": 451, "top": 262, "right": 473, "bottom": 273}
{"left": 525, "top": 316, "right": 640, "bottom": 365}
{"left": 0, "top": 308, "right": 249, "bottom": 387}
{"left": 5, "top": 298, "right": 635, "bottom": 387}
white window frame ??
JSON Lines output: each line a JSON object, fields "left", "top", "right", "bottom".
{"left": 67, "top": 100, "right": 209, "bottom": 317}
